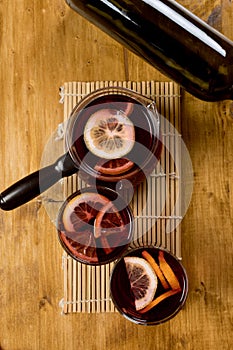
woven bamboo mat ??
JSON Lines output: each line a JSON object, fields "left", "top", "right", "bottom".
{"left": 58, "top": 81, "right": 182, "bottom": 314}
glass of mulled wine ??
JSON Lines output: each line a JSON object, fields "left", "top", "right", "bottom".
{"left": 0, "top": 87, "right": 162, "bottom": 211}
{"left": 65, "top": 87, "right": 162, "bottom": 190}
{"left": 56, "top": 186, "right": 134, "bottom": 265}
{"left": 110, "top": 246, "right": 188, "bottom": 325}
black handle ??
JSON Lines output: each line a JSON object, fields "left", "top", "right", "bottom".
{"left": 0, "top": 153, "right": 77, "bottom": 211}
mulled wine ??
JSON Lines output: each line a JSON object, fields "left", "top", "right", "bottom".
{"left": 110, "top": 246, "right": 188, "bottom": 325}
{"left": 65, "top": 87, "right": 162, "bottom": 190}
{"left": 57, "top": 186, "right": 134, "bottom": 265}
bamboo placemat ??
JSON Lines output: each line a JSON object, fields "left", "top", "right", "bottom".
{"left": 58, "top": 81, "right": 182, "bottom": 314}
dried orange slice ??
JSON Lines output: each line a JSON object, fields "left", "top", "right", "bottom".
{"left": 94, "top": 158, "right": 134, "bottom": 175}
{"left": 124, "top": 256, "right": 158, "bottom": 310}
{"left": 84, "top": 108, "right": 135, "bottom": 159}
{"left": 158, "top": 251, "right": 181, "bottom": 290}
{"left": 142, "top": 250, "right": 170, "bottom": 290}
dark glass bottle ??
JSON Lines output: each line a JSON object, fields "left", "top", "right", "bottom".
{"left": 65, "top": 0, "right": 233, "bottom": 102}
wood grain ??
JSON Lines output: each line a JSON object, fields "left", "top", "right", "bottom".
{"left": 0, "top": 1, "right": 232, "bottom": 349}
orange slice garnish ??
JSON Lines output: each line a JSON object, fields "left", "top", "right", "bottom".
{"left": 142, "top": 250, "right": 170, "bottom": 290}
{"left": 139, "top": 289, "right": 181, "bottom": 314}
{"left": 60, "top": 230, "right": 98, "bottom": 263}
{"left": 94, "top": 158, "right": 134, "bottom": 175}
{"left": 94, "top": 200, "right": 125, "bottom": 254}
{"left": 94, "top": 201, "right": 114, "bottom": 238}
{"left": 60, "top": 192, "right": 111, "bottom": 262}
{"left": 124, "top": 102, "right": 134, "bottom": 116}
{"left": 84, "top": 108, "right": 135, "bottom": 159}
{"left": 62, "top": 192, "right": 110, "bottom": 232}
{"left": 158, "top": 251, "right": 181, "bottom": 290}
{"left": 124, "top": 256, "right": 158, "bottom": 310}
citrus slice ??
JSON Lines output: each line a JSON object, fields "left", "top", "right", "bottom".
{"left": 60, "top": 192, "right": 129, "bottom": 261}
{"left": 94, "top": 200, "right": 126, "bottom": 253}
{"left": 108, "top": 101, "right": 134, "bottom": 116}
{"left": 84, "top": 108, "right": 135, "bottom": 159}
{"left": 142, "top": 250, "right": 170, "bottom": 290}
{"left": 124, "top": 102, "right": 134, "bottom": 116}
{"left": 94, "top": 201, "right": 114, "bottom": 238}
{"left": 139, "top": 289, "right": 181, "bottom": 314}
{"left": 62, "top": 192, "right": 110, "bottom": 232}
{"left": 158, "top": 251, "right": 181, "bottom": 290}
{"left": 60, "top": 192, "right": 111, "bottom": 262}
{"left": 124, "top": 256, "right": 158, "bottom": 310}
{"left": 60, "top": 230, "right": 98, "bottom": 262}
{"left": 94, "top": 201, "right": 124, "bottom": 238}
{"left": 94, "top": 158, "right": 134, "bottom": 175}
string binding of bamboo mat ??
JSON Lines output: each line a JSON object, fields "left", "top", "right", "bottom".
{"left": 58, "top": 80, "right": 182, "bottom": 314}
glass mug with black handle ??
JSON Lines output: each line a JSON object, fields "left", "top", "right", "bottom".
{"left": 0, "top": 87, "right": 162, "bottom": 211}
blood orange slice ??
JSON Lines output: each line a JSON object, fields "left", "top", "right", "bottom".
{"left": 83, "top": 108, "right": 135, "bottom": 159}
{"left": 107, "top": 101, "right": 134, "bottom": 116}
{"left": 60, "top": 192, "right": 111, "bottom": 262}
{"left": 124, "top": 256, "right": 158, "bottom": 310}
{"left": 60, "top": 230, "right": 98, "bottom": 262}
{"left": 94, "top": 158, "right": 134, "bottom": 175}
{"left": 94, "top": 200, "right": 127, "bottom": 253}
{"left": 62, "top": 192, "right": 110, "bottom": 232}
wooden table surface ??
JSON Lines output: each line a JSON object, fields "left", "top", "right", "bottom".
{"left": 0, "top": 1, "right": 232, "bottom": 349}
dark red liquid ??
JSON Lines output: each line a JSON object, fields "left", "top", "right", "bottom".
{"left": 68, "top": 94, "right": 162, "bottom": 188}
{"left": 110, "top": 246, "right": 188, "bottom": 325}
{"left": 57, "top": 186, "right": 134, "bottom": 265}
